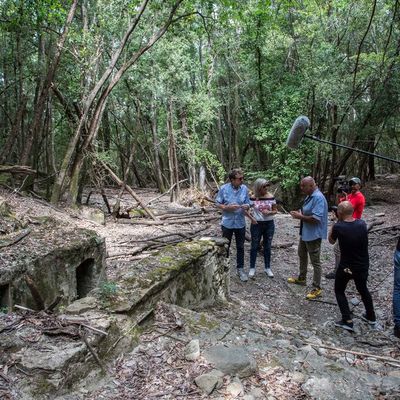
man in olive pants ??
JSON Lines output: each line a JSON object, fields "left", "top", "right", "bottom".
{"left": 288, "top": 176, "right": 328, "bottom": 300}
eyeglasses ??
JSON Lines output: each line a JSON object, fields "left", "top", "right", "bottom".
{"left": 235, "top": 176, "right": 244, "bottom": 181}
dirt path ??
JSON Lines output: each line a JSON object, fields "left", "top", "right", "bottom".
{"left": 1, "top": 175, "right": 399, "bottom": 399}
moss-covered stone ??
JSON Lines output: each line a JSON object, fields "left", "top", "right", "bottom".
{"left": 128, "top": 209, "right": 147, "bottom": 218}
{"left": 0, "top": 212, "right": 106, "bottom": 310}
{"left": 112, "top": 238, "right": 229, "bottom": 316}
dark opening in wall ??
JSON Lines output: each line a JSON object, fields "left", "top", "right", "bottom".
{"left": 76, "top": 259, "right": 95, "bottom": 299}
{"left": 0, "top": 284, "right": 10, "bottom": 312}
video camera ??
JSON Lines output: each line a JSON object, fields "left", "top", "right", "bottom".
{"left": 336, "top": 179, "right": 350, "bottom": 195}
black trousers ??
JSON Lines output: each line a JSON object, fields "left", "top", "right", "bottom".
{"left": 334, "top": 267, "right": 376, "bottom": 322}
{"left": 221, "top": 226, "right": 246, "bottom": 270}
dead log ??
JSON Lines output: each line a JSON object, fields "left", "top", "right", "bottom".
{"left": 117, "top": 215, "right": 219, "bottom": 225}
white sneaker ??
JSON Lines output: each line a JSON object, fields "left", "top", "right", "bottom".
{"left": 265, "top": 268, "right": 274, "bottom": 278}
{"left": 248, "top": 268, "right": 256, "bottom": 278}
{"left": 237, "top": 269, "right": 248, "bottom": 282}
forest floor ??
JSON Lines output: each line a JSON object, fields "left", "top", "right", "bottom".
{"left": 2, "top": 175, "right": 400, "bottom": 399}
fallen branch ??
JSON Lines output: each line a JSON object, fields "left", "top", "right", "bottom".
{"left": 122, "top": 230, "right": 199, "bottom": 243}
{"left": 79, "top": 323, "right": 108, "bottom": 336}
{"left": 369, "top": 223, "right": 400, "bottom": 234}
{"left": 107, "top": 238, "right": 184, "bottom": 259}
{"left": 0, "top": 371, "right": 10, "bottom": 383}
{"left": 46, "top": 296, "right": 62, "bottom": 312}
{"left": 158, "top": 210, "right": 204, "bottom": 220}
{"left": 99, "top": 160, "right": 156, "bottom": 220}
{"left": 153, "top": 328, "right": 189, "bottom": 343}
{"left": 0, "top": 165, "right": 36, "bottom": 175}
{"left": 369, "top": 270, "right": 393, "bottom": 293}
{"left": 370, "top": 235, "right": 399, "bottom": 247}
{"left": 0, "top": 228, "right": 31, "bottom": 249}
{"left": 145, "top": 179, "right": 188, "bottom": 206}
{"left": 367, "top": 220, "right": 384, "bottom": 232}
{"left": 307, "top": 298, "right": 337, "bottom": 306}
{"left": 58, "top": 316, "right": 108, "bottom": 336}
{"left": 117, "top": 215, "right": 219, "bottom": 225}
{"left": 24, "top": 276, "right": 45, "bottom": 310}
{"left": 306, "top": 342, "right": 400, "bottom": 366}
{"left": 80, "top": 328, "right": 107, "bottom": 374}
{"left": 14, "top": 304, "right": 35, "bottom": 312}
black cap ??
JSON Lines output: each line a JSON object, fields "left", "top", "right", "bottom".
{"left": 349, "top": 177, "right": 361, "bottom": 185}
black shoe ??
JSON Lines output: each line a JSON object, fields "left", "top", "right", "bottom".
{"left": 395, "top": 325, "right": 400, "bottom": 339}
{"left": 325, "top": 272, "right": 336, "bottom": 279}
{"left": 334, "top": 319, "right": 354, "bottom": 332}
{"left": 361, "top": 314, "right": 377, "bottom": 326}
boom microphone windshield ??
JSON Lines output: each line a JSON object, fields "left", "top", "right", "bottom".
{"left": 286, "top": 116, "right": 310, "bottom": 149}
{"left": 286, "top": 116, "right": 400, "bottom": 165}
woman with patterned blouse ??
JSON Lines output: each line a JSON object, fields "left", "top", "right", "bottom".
{"left": 249, "top": 178, "right": 278, "bottom": 278}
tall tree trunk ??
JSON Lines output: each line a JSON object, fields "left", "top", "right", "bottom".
{"left": 21, "top": 0, "right": 78, "bottom": 166}
{"left": 55, "top": 0, "right": 183, "bottom": 205}
{"left": 51, "top": 0, "right": 152, "bottom": 204}
{"left": 0, "top": 96, "right": 27, "bottom": 164}
{"left": 181, "top": 108, "right": 196, "bottom": 187}
{"left": 167, "top": 99, "right": 179, "bottom": 202}
{"left": 150, "top": 97, "right": 165, "bottom": 192}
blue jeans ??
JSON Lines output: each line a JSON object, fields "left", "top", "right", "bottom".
{"left": 250, "top": 220, "right": 275, "bottom": 270}
{"left": 221, "top": 226, "right": 246, "bottom": 270}
{"left": 393, "top": 249, "right": 400, "bottom": 327}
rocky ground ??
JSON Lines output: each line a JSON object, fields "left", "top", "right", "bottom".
{"left": 1, "top": 175, "right": 400, "bottom": 399}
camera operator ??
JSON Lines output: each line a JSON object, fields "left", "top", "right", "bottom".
{"left": 326, "top": 177, "right": 366, "bottom": 279}
{"left": 341, "top": 177, "right": 365, "bottom": 219}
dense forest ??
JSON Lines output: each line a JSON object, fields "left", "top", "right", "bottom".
{"left": 1, "top": 0, "right": 399, "bottom": 206}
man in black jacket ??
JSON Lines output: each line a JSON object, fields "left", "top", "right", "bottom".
{"left": 328, "top": 201, "right": 376, "bottom": 332}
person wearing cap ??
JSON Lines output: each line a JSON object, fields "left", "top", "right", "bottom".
{"left": 345, "top": 177, "right": 365, "bottom": 219}
{"left": 329, "top": 201, "right": 376, "bottom": 332}
{"left": 326, "top": 177, "right": 366, "bottom": 279}
{"left": 248, "top": 178, "right": 278, "bottom": 278}
{"left": 215, "top": 168, "right": 251, "bottom": 282}
{"left": 288, "top": 176, "right": 328, "bottom": 300}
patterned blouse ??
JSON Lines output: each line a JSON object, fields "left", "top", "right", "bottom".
{"left": 250, "top": 197, "right": 276, "bottom": 222}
